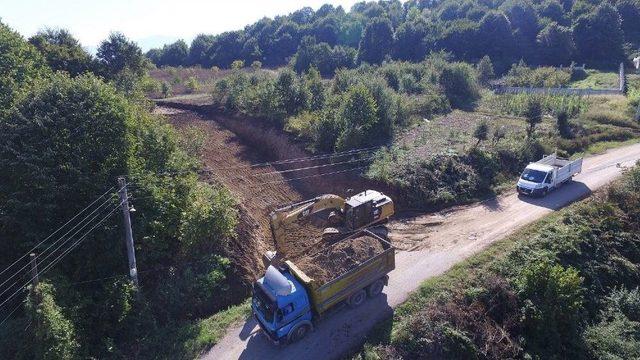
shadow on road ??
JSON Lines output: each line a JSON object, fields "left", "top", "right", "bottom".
{"left": 238, "top": 294, "right": 393, "bottom": 360}
{"left": 518, "top": 181, "right": 592, "bottom": 210}
{"left": 239, "top": 316, "right": 258, "bottom": 341}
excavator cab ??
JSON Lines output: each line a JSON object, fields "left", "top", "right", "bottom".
{"left": 344, "top": 190, "right": 394, "bottom": 231}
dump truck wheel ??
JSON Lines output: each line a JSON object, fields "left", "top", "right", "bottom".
{"left": 367, "top": 279, "right": 385, "bottom": 297}
{"left": 349, "top": 289, "right": 367, "bottom": 307}
{"left": 288, "top": 324, "right": 310, "bottom": 343}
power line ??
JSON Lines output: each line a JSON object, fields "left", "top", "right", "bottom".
{"left": 248, "top": 166, "right": 368, "bottom": 188}
{"left": 0, "top": 299, "right": 25, "bottom": 328}
{"left": 253, "top": 156, "right": 375, "bottom": 177}
{"left": 128, "top": 146, "right": 379, "bottom": 179}
{"left": 207, "top": 146, "right": 378, "bottom": 170}
{"left": 0, "top": 186, "right": 117, "bottom": 279}
{"left": 0, "top": 202, "right": 122, "bottom": 310}
{"left": 0, "top": 194, "right": 119, "bottom": 295}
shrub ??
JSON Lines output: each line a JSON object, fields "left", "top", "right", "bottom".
{"left": 473, "top": 120, "right": 489, "bottom": 146}
{"left": 524, "top": 96, "right": 543, "bottom": 137}
{"left": 556, "top": 108, "right": 573, "bottom": 138}
{"left": 335, "top": 85, "right": 379, "bottom": 151}
{"left": 26, "top": 282, "right": 80, "bottom": 360}
{"left": 185, "top": 76, "right": 199, "bottom": 93}
{"left": 439, "top": 62, "right": 480, "bottom": 109}
{"left": 161, "top": 81, "right": 172, "bottom": 98}
{"left": 250, "top": 60, "right": 262, "bottom": 70}
{"left": 516, "top": 262, "right": 584, "bottom": 358}
{"left": 476, "top": 55, "right": 495, "bottom": 86}
{"left": 231, "top": 60, "right": 244, "bottom": 69}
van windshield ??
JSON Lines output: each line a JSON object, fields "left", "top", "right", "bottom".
{"left": 253, "top": 283, "right": 275, "bottom": 323}
{"left": 521, "top": 169, "right": 548, "bottom": 183}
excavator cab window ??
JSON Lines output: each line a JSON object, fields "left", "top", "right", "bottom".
{"left": 348, "top": 201, "right": 374, "bottom": 230}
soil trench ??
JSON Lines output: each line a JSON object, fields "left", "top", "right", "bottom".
{"left": 160, "top": 107, "right": 302, "bottom": 279}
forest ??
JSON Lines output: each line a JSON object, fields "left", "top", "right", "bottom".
{"left": 146, "top": 0, "right": 640, "bottom": 74}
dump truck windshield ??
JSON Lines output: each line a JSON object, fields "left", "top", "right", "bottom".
{"left": 521, "top": 169, "right": 548, "bottom": 183}
{"left": 253, "top": 283, "right": 275, "bottom": 323}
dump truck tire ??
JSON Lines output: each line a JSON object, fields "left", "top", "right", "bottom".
{"left": 367, "top": 279, "right": 385, "bottom": 297}
{"left": 288, "top": 323, "right": 311, "bottom": 343}
{"left": 348, "top": 289, "right": 367, "bottom": 307}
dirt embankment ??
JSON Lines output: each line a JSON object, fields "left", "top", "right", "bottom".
{"left": 163, "top": 108, "right": 302, "bottom": 280}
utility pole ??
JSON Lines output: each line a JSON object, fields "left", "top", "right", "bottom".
{"left": 29, "top": 253, "right": 39, "bottom": 287}
{"left": 117, "top": 176, "right": 139, "bottom": 291}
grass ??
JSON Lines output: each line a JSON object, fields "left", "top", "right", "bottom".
{"left": 146, "top": 300, "right": 251, "bottom": 359}
{"left": 570, "top": 70, "right": 620, "bottom": 89}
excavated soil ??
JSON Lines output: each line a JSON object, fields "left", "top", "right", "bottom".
{"left": 160, "top": 107, "right": 304, "bottom": 279}
{"left": 294, "top": 234, "right": 385, "bottom": 283}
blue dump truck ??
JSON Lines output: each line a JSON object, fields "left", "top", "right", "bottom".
{"left": 252, "top": 230, "right": 395, "bottom": 344}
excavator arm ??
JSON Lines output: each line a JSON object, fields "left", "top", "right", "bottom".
{"left": 269, "top": 194, "right": 345, "bottom": 254}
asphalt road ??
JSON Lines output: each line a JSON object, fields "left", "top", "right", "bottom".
{"left": 203, "top": 142, "right": 640, "bottom": 360}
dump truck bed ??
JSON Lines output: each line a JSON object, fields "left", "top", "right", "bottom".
{"left": 286, "top": 230, "right": 394, "bottom": 316}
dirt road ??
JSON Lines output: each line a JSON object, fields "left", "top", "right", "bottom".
{"left": 203, "top": 142, "right": 640, "bottom": 360}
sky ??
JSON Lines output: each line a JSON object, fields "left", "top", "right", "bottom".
{"left": 0, "top": 0, "right": 364, "bottom": 51}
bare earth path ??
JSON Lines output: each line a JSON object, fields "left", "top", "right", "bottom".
{"left": 203, "top": 142, "right": 640, "bottom": 360}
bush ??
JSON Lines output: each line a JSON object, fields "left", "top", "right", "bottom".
{"left": 476, "top": 55, "right": 495, "bottom": 86}
{"left": 505, "top": 62, "right": 571, "bottom": 87}
{"left": 161, "top": 81, "right": 172, "bottom": 98}
{"left": 516, "top": 262, "right": 584, "bottom": 358}
{"left": 556, "top": 108, "right": 573, "bottom": 138}
{"left": 439, "top": 62, "right": 480, "bottom": 109}
{"left": 524, "top": 96, "right": 543, "bottom": 137}
{"left": 185, "top": 76, "right": 200, "bottom": 93}
{"left": 26, "top": 282, "right": 80, "bottom": 360}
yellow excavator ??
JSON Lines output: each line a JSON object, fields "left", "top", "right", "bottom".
{"left": 269, "top": 190, "right": 394, "bottom": 255}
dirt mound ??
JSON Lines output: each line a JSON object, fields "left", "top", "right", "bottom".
{"left": 163, "top": 108, "right": 302, "bottom": 280}
{"left": 295, "top": 234, "right": 385, "bottom": 283}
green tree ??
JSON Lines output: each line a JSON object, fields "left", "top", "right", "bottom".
{"left": 573, "top": 4, "right": 625, "bottom": 65}
{"left": 476, "top": 55, "right": 495, "bottom": 86}
{"left": 159, "top": 40, "right": 188, "bottom": 67}
{"left": 393, "top": 20, "right": 429, "bottom": 62}
{"left": 500, "top": 0, "right": 540, "bottom": 41}
{"left": 0, "top": 21, "right": 49, "bottom": 117}
{"left": 616, "top": 0, "right": 640, "bottom": 38}
{"left": 95, "top": 32, "right": 146, "bottom": 80}
{"left": 357, "top": 17, "right": 394, "bottom": 65}
{"left": 305, "top": 67, "right": 325, "bottom": 111}
{"left": 524, "top": 96, "right": 543, "bottom": 138}
{"left": 26, "top": 282, "right": 80, "bottom": 360}
{"left": 439, "top": 62, "right": 480, "bottom": 109}
{"left": 536, "top": 22, "right": 575, "bottom": 66}
{"left": 473, "top": 120, "right": 489, "bottom": 146}
{"left": 28, "top": 28, "right": 92, "bottom": 77}
{"left": 335, "top": 85, "right": 379, "bottom": 150}
{"left": 188, "top": 34, "right": 216, "bottom": 66}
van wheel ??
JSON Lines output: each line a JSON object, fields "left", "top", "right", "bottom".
{"left": 542, "top": 188, "right": 548, "bottom": 197}
{"left": 367, "top": 279, "right": 385, "bottom": 298}
{"left": 348, "top": 289, "right": 367, "bottom": 307}
{"left": 289, "top": 324, "right": 310, "bottom": 343}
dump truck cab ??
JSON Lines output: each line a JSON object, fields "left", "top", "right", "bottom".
{"left": 252, "top": 266, "right": 313, "bottom": 344}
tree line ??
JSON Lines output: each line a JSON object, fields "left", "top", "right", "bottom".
{"left": 146, "top": 0, "right": 640, "bottom": 74}
{"left": 0, "top": 21, "right": 241, "bottom": 359}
